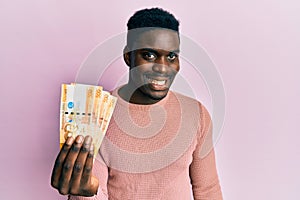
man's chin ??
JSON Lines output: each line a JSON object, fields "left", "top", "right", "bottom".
{"left": 146, "top": 90, "right": 169, "bottom": 101}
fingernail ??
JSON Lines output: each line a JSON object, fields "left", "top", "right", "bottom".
{"left": 89, "top": 144, "right": 94, "bottom": 153}
{"left": 75, "top": 135, "right": 84, "bottom": 144}
{"left": 84, "top": 135, "right": 92, "bottom": 144}
{"left": 66, "top": 136, "right": 74, "bottom": 145}
{"left": 88, "top": 144, "right": 94, "bottom": 158}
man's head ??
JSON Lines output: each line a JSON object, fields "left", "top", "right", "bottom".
{"left": 123, "top": 8, "right": 180, "bottom": 104}
{"left": 126, "top": 8, "right": 179, "bottom": 49}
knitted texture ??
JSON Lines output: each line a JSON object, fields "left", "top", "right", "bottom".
{"left": 69, "top": 89, "right": 222, "bottom": 200}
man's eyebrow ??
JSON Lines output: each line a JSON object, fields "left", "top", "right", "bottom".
{"left": 171, "top": 49, "right": 180, "bottom": 54}
{"left": 139, "top": 48, "right": 180, "bottom": 54}
{"left": 139, "top": 48, "right": 159, "bottom": 54}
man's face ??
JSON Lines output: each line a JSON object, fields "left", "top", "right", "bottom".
{"left": 127, "top": 28, "right": 180, "bottom": 101}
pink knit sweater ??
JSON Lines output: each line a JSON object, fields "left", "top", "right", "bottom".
{"left": 69, "top": 90, "right": 223, "bottom": 200}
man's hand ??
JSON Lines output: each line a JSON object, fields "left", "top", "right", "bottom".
{"left": 51, "top": 135, "right": 99, "bottom": 197}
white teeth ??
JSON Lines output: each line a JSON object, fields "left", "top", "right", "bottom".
{"left": 150, "top": 79, "right": 166, "bottom": 86}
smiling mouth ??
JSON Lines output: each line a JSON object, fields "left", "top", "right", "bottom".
{"left": 145, "top": 75, "right": 169, "bottom": 90}
{"left": 150, "top": 79, "right": 166, "bottom": 85}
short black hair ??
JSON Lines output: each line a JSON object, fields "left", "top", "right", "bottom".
{"left": 127, "top": 8, "right": 179, "bottom": 32}
{"left": 126, "top": 8, "right": 180, "bottom": 49}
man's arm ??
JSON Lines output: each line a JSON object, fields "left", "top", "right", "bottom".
{"left": 189, "top": 104, "right": 223, "bottom": 200}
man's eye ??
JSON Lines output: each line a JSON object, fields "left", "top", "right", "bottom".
{"left": 143, "top": 52, "right": 156, "bottom": 61}
{"left": 167, "top": 53, "right": 178, "bottom": 61}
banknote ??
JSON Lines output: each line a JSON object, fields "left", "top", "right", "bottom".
{"left": 59, "top": 83, "right": 117, "bottom": 159}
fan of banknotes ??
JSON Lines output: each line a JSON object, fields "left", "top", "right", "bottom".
{"left": 59, "top": 83, "right": 117, "bottom": 158}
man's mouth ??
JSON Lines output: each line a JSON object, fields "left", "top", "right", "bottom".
{"left": 150, "top": 79, "right": 166, "bottom": 86}
{"left": 145, "top": 75, "right": 169, "bottom": 90}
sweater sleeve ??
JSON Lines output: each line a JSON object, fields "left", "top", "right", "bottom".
{"left": 68, "top": 153, "right": 109, "bottom": 200}
{"left": 189, "top": 104, "right": 223, "bottom": 200}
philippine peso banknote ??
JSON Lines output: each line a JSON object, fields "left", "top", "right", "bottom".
{"left": 59, "top": 83, "right": 117, "bottom": 159}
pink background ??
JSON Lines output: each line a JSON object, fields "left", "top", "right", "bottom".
{"left": 1, "top": 0, "right": 299, "bottom": 199}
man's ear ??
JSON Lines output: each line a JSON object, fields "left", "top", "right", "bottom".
{"left": 123, "top": 46, "right": 131, "bottom": 67}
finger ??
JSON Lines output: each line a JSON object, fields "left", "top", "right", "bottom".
{"left": 58, "top": 135, "right": 84, "bottom": 195}
{"left": 51, "top": 136, "right": 74, "bottom": 189}
{"left": 69, "top": 136, "right": 93, "bottom": 194}
{"left": 81, "top": 144, "right": 98, "bottom": 196}
{"left": 81, "top": 143, "right": 94, "bottom": 183}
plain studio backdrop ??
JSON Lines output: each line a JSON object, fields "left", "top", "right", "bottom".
{"left": 0, "top": 0, "right": 299, "bottom": 199}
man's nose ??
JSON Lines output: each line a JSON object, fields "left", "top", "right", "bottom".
{"left": 153, "top": 57, "right": 168, "bottom": 73}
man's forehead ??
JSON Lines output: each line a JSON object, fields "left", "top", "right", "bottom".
{"left": 131, "top": 28, "right": 180, "bottom": 52}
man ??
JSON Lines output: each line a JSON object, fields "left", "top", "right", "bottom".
{"left": 51, "top": 8, "right": 223, "bottom": 199}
